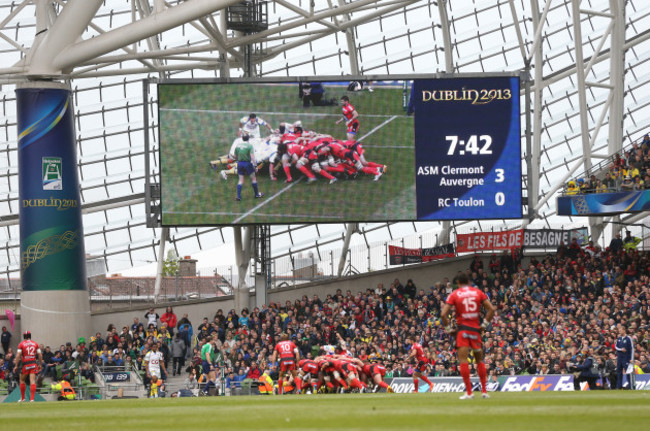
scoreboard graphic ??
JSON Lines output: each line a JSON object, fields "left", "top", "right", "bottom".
{"left": 414, "top": 77, "right": 522, "bottom": 220}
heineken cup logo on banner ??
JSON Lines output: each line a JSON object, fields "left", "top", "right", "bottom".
{"left": 42, "top": 157, "right": 63, "bottom": 190}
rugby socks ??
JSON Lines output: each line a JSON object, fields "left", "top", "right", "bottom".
{"left": 295, "top": 377, "right": 302, "bottom": 392}
{"left": 278, "top": 379, "right": 283, "bottom": 395}
{"left": 252, "top": 182, "right": 259, "bottom": 195}
{"left": 361, "top": 167, "right": 379, "bottom": 175}
{"left": 325, "top": 164, "right": 345, "bottom": 173}
{"left": 20, "top": 382, "right": 26, "bottom": 400}
{"left": 365, "top": 161, "right": 383, "bottom": 168}
{"left": 30, "top": 384, "right": 36, "bottom": 401}
{"left": 298, "top": 165, "right": 315, "bottom": 178}
{"left": 283, "top": 166, "right": 293, "bottom": 181}
{"left": 477, "top": 362, "right": 488, "bottom": 393}
{"left": 350, "top": 378, "right": 363, "bottom": 390}
{"left": 318, "top": 170, "right": 335, "bottom": 180}
{"left": 421, "top": 375, "right": 433, "bottom": 387}
{"left": 460, "top": 363, "right": 472, "bottom": 396}
{"left": 413, "top": 379, "right": 419, "bottom": 392}
{"left": 378, "top": 381, "right": 389, "bottom": 389}
{"left": 236, "top": 184, "right": 242, "bottom": 200}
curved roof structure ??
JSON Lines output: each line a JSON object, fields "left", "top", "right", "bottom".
{"left": 1, "top": 0, "right": 649, "bottom": 289}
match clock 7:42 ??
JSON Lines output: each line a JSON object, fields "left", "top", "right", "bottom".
{"left": 446, "top": 135, "right": 493, "bottom": 156}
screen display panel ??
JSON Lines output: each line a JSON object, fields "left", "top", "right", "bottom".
{"left": 158, "top": 76, "right": 521, "bottom": 225}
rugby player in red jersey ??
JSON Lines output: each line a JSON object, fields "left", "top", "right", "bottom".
{"left": 441, "top": 272, "right": 495, "bottom": 399}
{"left": 14, "top": 331, "right": 42, "bottom": 402}
{"left": 326, "top": 139, "right": 381, "bottom": 179}
{"left": 272, "top": 333, "right": 300, "bottom": 395}
{"left": 297, "top": 358, "right": 320, "bottom": 394}
{"left": 273, "top": 142, "right": 304, "bottom": 183}
{"left": 407, "top": 336, "right": 435, "bottom": 393}
{"left": 319, "top": 357, "right": 350, "bottom": 393}
{"left": 336, "top": 357, "right": 367, "bottom": 392}
{"left": 295, "top": 144, "right": 337, "bottom": 184}
{"left": 336, "top": 96, "right": 360, "bottom": 140}
{"left": 361, "top": 361, "right": 394, "bottom": 393}
{"left": 343, "top": 139, "right": 387, "bottom": 176}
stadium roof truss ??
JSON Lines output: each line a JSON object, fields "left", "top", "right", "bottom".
{"left": 0, "top": 0, "right": 649, "bottom": 294}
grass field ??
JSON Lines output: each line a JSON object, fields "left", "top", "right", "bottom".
{"left": 3, "top": 391, "right": 649, "bottom": 430}
{"left": 158, "top": 81, "right": 415, "bottom": 225}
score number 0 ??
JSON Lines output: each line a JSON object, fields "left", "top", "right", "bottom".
{"left": 446, "top": 135, "right": 506, "bottom": 207}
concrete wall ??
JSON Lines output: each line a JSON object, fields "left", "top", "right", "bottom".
{"left": 89, "top": 255, "right": 475, "bottom": 336}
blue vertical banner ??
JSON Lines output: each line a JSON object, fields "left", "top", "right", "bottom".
{"left": 17, "top": 86, "right": 87, "bottom": 291}
{"left": 413, "top": 77, "right": 522, "bottom": 220}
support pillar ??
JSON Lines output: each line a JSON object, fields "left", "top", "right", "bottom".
{"left": 17, "top": 81, "right": 90, "bottom": 347}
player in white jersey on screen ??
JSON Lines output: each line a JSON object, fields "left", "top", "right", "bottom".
{"left": 239, "top": 113, "right": 273, "bottom": 138}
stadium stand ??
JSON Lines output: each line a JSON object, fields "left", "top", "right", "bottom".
{"left": 563, "top": 132, "right": 650, "bottom": 194}
{"left": 1, "top": 244, "right": 648, "bottom": 398}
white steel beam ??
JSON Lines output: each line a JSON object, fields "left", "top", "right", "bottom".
{"left": 571, "top": 0, "right": 593, "bottom": 173}
{"left": 264, "top": 0, "right": 418, "bottom": 63}
{"left": 39, "top": 0, "right": 241, "bottom": 75}
{"left": 27, "top": 0, "right": 103, "bottom": 75}
{"left": 338, "top": 0, "right": 359, "bottom": 74}
{"left": 607, "top": 0, "right": 626, "bottom": 241}
{"left": 529, "top": 0, "right": 544, "bottom": 220}
{"left": 153, "top": 227, "right": 168, "bottom": 303}
{"left": 438, "top": 0, "right": 453, "bottom": 244}
{"left": 227, "top": 0, "right": 414, "bottom": 50}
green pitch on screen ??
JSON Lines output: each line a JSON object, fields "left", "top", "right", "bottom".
{"left": 159, "top": 82, "right": 415, "bottom": 225}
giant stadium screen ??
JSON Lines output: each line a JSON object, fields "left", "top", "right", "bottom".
{"left": 158, "top": 75, "right": 522, "bottom": 225}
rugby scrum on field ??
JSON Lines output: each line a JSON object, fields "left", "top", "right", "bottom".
{"left": 209, "top": 112, "right": 388, "bottom": 186}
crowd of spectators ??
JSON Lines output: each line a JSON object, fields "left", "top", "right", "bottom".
{"left": 1, "top": 239, "right": 648, "bottom": 394}
{"left": 565, "top": 133, "right": 650, "bottom": 194}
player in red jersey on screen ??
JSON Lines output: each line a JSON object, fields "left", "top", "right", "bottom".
{"left": 441, "top": 272, "right": 496, "bottom": 400}
{"left": 407, "top": 336, "right": 435, "bottom": 393}
{"left": 14, "top": 331, "right": 42, "bottom": 402}
{"left": 336, "top": 96, "right": 359, "bottom": 140}
{"left": 272, "top": 333, "right": 300, "bottom": 394}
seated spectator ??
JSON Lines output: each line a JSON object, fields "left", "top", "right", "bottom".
{"left": 621, "top": 175, "right": 634, "bottom": 191}
{"left": 246, "top": 361, "right": 261, "bottom": 380}
{"left": 603, "top": 172, "right": 617, "bottom": 191}
{"left": 566, "top": 180, "right": 579, "bottom": 195}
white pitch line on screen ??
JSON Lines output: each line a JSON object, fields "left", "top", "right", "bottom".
{"left": 165, "top": 211, "right": 342, "bottom": 219}
{"left": 232, "top": 178, "right": 303, "bottom": 224}
{"left": 161, "top": 107, "right": 397, "bottom": 119}
{"left": 357, "top": 115, "right": 398, "bottom": 141}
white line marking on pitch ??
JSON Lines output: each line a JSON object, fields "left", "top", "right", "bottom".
{"left": 232, "top": 178, "right": 303, "bottom": 224}
{"left": 357, "top": 116, "right": 398, "bottom": 141}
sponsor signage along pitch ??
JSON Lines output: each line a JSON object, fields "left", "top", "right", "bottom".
{"left": 103, "top": 372, "right": 130, "bottom": 383}
{"left": 385, "top": 377, "right": 499, "bottom": 394}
